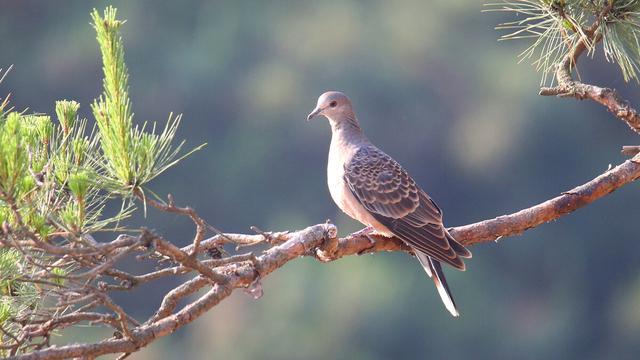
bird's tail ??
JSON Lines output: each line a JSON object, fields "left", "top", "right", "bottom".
{"left": 415, "top": 252, "right": 459, "bottom": 317}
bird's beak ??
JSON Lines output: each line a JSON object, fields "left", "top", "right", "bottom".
{"left": 307, "top": 106, "right": 322, "bottom": 122}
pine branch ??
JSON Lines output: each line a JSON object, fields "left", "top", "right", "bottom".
{"left": 90, "top": 7, "right": 204, "bottom": 193}
{"left": 537, "top": 3, "right": 640, "bottom": 138}
{"left": 488, "top": 0, "right": 640, "bottom": 84}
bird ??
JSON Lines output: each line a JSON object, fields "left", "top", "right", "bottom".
{"left": 307, "top": 91, "right": 471, "bottom": 317}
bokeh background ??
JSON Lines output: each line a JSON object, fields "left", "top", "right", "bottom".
{"left": 2, "top": 1, "right": 640, "bottom": 359}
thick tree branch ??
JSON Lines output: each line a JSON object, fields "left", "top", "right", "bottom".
{"left": 12, "top": 152, "right": 640, "bottom": 360}
{"left": 449, "top": 156, "right": 640, "bottom": 245}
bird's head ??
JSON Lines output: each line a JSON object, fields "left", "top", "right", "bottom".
{"left": 307, "top": 91, "right": 355, "bottom": 123}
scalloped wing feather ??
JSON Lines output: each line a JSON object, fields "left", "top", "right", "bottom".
{"left": 344, "top": 146, "right": 470, "bottom": 270}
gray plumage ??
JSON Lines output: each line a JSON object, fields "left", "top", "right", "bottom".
{"left": 308, "top": 91, "right": 471, "bottom": 317}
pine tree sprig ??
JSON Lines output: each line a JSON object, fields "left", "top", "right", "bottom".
{"left": 486, "top": 0, "right": 640, "bottom": 84}
{"left": 89, "top": 7, "right": 204, "bottom": 194}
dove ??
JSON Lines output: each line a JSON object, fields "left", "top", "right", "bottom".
{"left": 307, "top": 91, "right": 471, "bottom": 317}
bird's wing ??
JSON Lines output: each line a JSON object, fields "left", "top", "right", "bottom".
{"left": 344, "top": 146, "right": 470, "bottom": 270}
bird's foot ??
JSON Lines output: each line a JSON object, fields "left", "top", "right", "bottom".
{"left": 351, "top": 226, "right": 375, "bottom": 238}
{"left": 352, "top": 226, "right": 394, "bottom": 245}
{"left": 351, "top": 227, "right": 387, "bottom": 253}
{"left": 364, "top": 234, "right": 377, "bottom": 245}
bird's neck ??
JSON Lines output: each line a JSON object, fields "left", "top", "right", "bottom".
{"left": 329, "top": 115, "right": 364, "bottom": 140}
{"left": 329, "top": 120, "right": 368, "bottom": 158}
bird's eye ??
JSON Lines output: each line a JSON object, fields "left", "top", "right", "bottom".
{"left": 329, "top": 101, "right": 338, "bottom": 108}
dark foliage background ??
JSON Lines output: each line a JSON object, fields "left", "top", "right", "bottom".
{"left": 1, "top": 1, "right": 639, "bottom": 359}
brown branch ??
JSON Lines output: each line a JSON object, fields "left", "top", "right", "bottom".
{"left": 139, "top": 230, "right": 228, "bottom": 284}
{"left": 180, "top": 231, "right": 291, "bottom": 254}
{"left": 134, "top": 191, "right": 207, "bottom": 256}
{"left": 9, "top": 233, "right": 141, "bottom": 256}
{"left": 91, "top": 290, "right": 139, "bottom": 339}
{"left": 12, "top": 151, "right": 640, "bottom": 360}
{"left": 147, "top": 276, "right": 209, "bottom": 323}
{"left": 22, "top": 313, "right": 118, "bottom": 338}
{"left": 539, "top": 81, "right": 640, "bottom": 135}
{"left": 450, "top": 155, "right": 640, "bottom": 245}
{"left": 621, "top": 145, "right": 640, "bottom": 156}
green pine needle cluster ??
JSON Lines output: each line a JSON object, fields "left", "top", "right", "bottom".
{"left": 486, "top": 0, "right": 640, "bottom": 84}
{"left": 0, "top": 113, "right": 29, "bottom": 198}
{"left": 601, "top": 0, "right": 640, "bottom": 81}
{"left": 0, "top": 248, "right": 40, "bottom": 354}
{"left": 91, "top": 7, "right": 204, "bottom": 193}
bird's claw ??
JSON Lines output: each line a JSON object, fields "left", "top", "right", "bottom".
{"left": 351, "top": 226, "right": 375, "bottom": 238}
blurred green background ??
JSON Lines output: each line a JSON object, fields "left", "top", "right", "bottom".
{"left": 2, "top": 1, "right": 640, "bottom": 359}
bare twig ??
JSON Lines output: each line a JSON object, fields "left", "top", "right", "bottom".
{"left": 180, "top": 231, "right": 291, "bottom": 254}
{"left": 134, "top": 190, "right": 207, "bottom": 257}
{"left": 540, "top": 81, "right": 640, "bottom": 135}
{"left": 621, "top": 145, "right": 640, "bottom": 156}
{"left": 146, "top": 276, "right": 209, "bottom": 323}
{"left": 141, "top": 230, "right": 227, "bottom": 284}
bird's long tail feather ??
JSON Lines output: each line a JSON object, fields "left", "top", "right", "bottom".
{"left": 415, "top": 252, "right": 459, "bottom": 317}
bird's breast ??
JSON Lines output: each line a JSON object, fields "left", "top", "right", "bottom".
{"left": 327, "top": 147, "right": 352, "bottom": 214}
{"left": 327, "top": 143, "right": 393, "bottom": 235}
